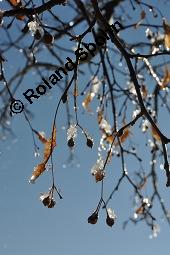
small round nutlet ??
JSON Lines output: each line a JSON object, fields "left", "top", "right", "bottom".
{"left": 86, "top": 138, "right": 93, "bottom": 148}
{"left": 40, "top": 193, "right": 51, "bottom": 207}
{"left": 117, "top": 129, "right": 123, "bottom": 137}
{"left": 43, "top": 32, "right": 54, "bottom": 45}
{"left": 47, "top": 198, "right": 56, "bottom": 208}
{"left": 34, "top": 30, "right": 42, "bottom": 40}
{"left": 67, "top": 137, "right": 75, "bottom": 147}
{"left": 88, "top": 212, "right": 98, "bottom": 225}
{"left": 42, "top": 196, "right": 51, "bottom": 206}
{"left": 106, "top": 215, "right": 115, "bottom": 227}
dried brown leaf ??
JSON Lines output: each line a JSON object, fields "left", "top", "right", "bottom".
{"left": 8, "top": 0, "right": 21, "bottom": 6}
{"left": 141, "top": 84, "right": 148, "bottom": 98}
{"left": 29, "top": 126, "right": 56, "bottom": 183}
{"left": 161, "top": 66, "right": 170, "bottom": 88}
{"left": 120, "top": 128, "right": 130, "bottom": 143}
{"left": 151, "top": 125, "right": 161, "bottom": 141}
{"left": 43, "top": 126, "right": 56, "bottom": 161}
{"left": 136, "top": 205, "right": 144, "bottom": 215}
{"left": 29, "top": 163, "right": 46, "bottom": 183}
{"left": 134, "top": 11, "right": 146, "bottom": 28}
{"left": 82, "top": 93, "right": 93, "bottom": 112}
{"left": 105, "top": 134, "right": 115, "bottom": 144}
{"left": 137, "top": 176, "right": 147, "bottom": 190}
{"left": 33, "top": 129, "right": 48, "bottom": 144}
{"left": 163, "top": 19, "right": 170, "bottom": 49}
{"left": 115, "top": 128, "right": 130, "bottom": 146}
{"left": 141, "top": 10, "right": 146, "bottom": 20}
{"left": 97, "top": 110, "right": 103, "bottom": 125}
{"left": 16, "top": 15, "right": 25, "bottom": 20}
{"left": 73, "top": 86, "right": 79, "bottom": 97}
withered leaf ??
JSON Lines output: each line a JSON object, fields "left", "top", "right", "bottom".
{"left": 115, "top": 127, "right": 130, "bottom": 146}
{"left": 137, "top": 176, "right": 147, "bottom": 190}
{"left": 141, "top": 84, "right": 148, "bottom": 98}
{"left": 161, "top": 66, "right": 170, "bottom": 88}
{"left": 8, "top": 0, "right": 22, "bottom": 6}
{"left": 151, "top": 125, "right": 161, "bottom": 141}
{"left": 105, "top": 134, "right": 115, "bottom": 144}
{"left": 16, "top": 15, "right": 25, "bottom": 21}
{"left": 33, "top": 129, "right": 48, "bottom": 144}
{"left": 29, "top": 126, "right": 56, "bottom": 183}
{"left": 73, "top": 86, "right": 79, "bottom": 97}
{"left": 82, "top": 93, "right": 93, "bottom": 112}
{"left": 163, "top": 19, "right": 170, "bottom": 49}
{"left": 136, "top": 205, "right": 144, "bottom": 215}
{"left": 120, "top": 128, "right": 130, "bottom": 143}
{"left": 140, "top": 10, "right": 146, "bottom": 20}
{"left": 97, "top": 110, "right": 116, "bottom": 144}
{"left": 134, "top": 10, "right": 146, "bottom": 28}
{"left": 7, "top": 0, "right": 25, "bottom": 20}
{"left": 82, "top": 77, "right": 101, "bottom": 112}
{"left": 97, "top": 110, "right": 103, "bottom": 125}
{"left": 42, "top": 126, "right": 56, "bottom": 163}
{"left": 29, "top": 163, "right": 46, "bottom": 183}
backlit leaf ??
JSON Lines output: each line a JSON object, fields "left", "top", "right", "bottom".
{"left": 115, "top": 127, "right": 131, "bottom": 146}
{"left": 151, "top": 125, "right": 161, "bottom": 141}
{"left": 163, "top": 19, "right": 170, "bottom": 49}
{"left": 33, "top": 129, "right": 47, "bottom": 144}
{"left": 135, "top": 10, "right": 146, "bottom": 28}
{"left": 16, "top": 15, "right": 25, "bottom": 21}
{"left": 82, "top": 93, "right": 93, "bottom": 112}
{"left": 29, "top": 163, "right": 46, "bottom": 183}
{"left": 8, "top": 0, "right": 21, "bottom": 6}
{"left": 136, "top": 205, "right": 144, "bottom": 215}
{"left": 141, "top": 84, "right": 148, "bottom": 98}
{"left": 160, "top": 66, "right": 170, "bottom": 88}
{"left": 137, "top": 176, "right": 147, "bottom": 190}
{"left": 29, "top": 126, "right": 56, "bottom": 183}
{"left": 82, "top": 77, "right": 101, "bottom": 112}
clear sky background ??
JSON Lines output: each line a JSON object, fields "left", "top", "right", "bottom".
{"left": 0, "top": 1, "right": 170, "bottom": 255}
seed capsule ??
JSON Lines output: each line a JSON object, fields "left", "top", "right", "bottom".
{"left": 34, "top": 30, "right": 42, "bottom": 40}
{"left": 47, "top": 198, "right": 56, "bottom": 208}
{"left": 67, "top": 137, "right": 75, "bottom": 147}
{"left": 43, "top": 32, "right": 54, "bottom": 45}
{"left": 88, "top": 211, "right": 98, "bottom": 224}
{"left": 106, "top": 214, "right": 115, "bottom": 227}
{"left": 86, "top": 138, "right": 93, "bottom": 148}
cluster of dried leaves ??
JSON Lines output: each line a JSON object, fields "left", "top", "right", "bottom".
{"left": 0, "top": 0, "right": 170, "bottom": 233}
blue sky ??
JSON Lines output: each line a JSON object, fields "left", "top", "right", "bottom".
{"left": 0, "top": 1, "right": 170, "bottom": 255}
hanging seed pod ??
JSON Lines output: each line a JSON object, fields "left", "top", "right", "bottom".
{"left": 88, "top": 211, "right": 98, "bottom": 224}
{"left": 106, "top": 208, "right": 116, "bottom": 227}
{"left": 86, "top": 137, "right": 94, "bottom": 148}
{"left": 106, "top": 214, "right": 115, "bottom": 227}
{"left": 34, "top": 30, "right": 42, "bottom": 40}
{"left": 43, "top": 32, "right": 54, "bottom": 45}
{"left": 47, "top": 198, "right": 56, "bottom": 208}
{"left": 40, "top": 193, "right": 51, "bottom": 207}
{"left": 67, "top": 124, "right": 77, "bottom": 147}
{"left": 67, "top": 137, "right": 75, "bottom": 147}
